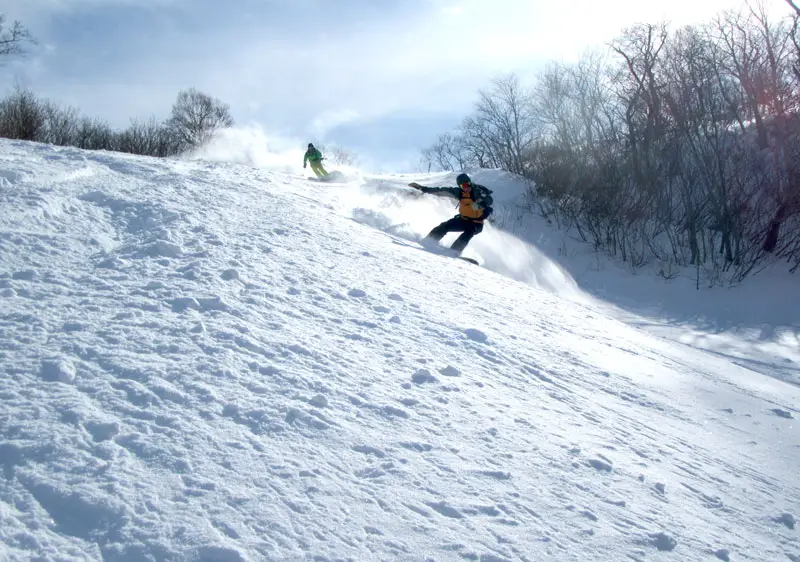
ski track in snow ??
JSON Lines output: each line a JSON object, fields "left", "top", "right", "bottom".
{"left": 0, "top": 140, "right": 798, "bottom": 561}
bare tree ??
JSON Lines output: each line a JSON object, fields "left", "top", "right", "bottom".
{"left": 751, "top": 2, "right": 798, "bottom": 253}
{"left": 714, "top": 10, "right": 772, "bottom": 148}
{"left": 328, "top": 145, "right": 359, "bottom": 166}
{"left": 41, "top": 102, "right": 80, "bottom": 146}
{"left": 0, "top": 87, "right": 44, "bottom": 140}
{"left": 531, "top": 61, "right": 576, "bottom": 147}
{"left": 460, "top": 117, "right": 498, "bottom": 168}
{"left": 423, "top": 74, "right": 538, "bottom": 175}
{"left": 419, "top": 147, "right": 435, "bottom": 172}
{"left": 117, "top": 117, "right": 176, "bottom": 157}
{"left": 788, "top": 0, "right": 800, "bottom": 79}
{"left": 75, "top": 117, "right": 115, "bottom": 151}
{"left": 166, "top": 88, "right": 234, "bottom": 152}
{"left": 468, "top": 73, "right": 537, "bottom": 176}
{"left": 0, "top": 15, "right": 33, "bottom": 60}
{"left": 423, "top": 132, "right": 472, "bottom": 171}
{"left": 784, "top": 0, "right": 800, "bottom": 121}
{"left": 611, "top": 23, "right": 670, "bottom": 194}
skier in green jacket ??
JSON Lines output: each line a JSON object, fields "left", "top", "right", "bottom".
{"left": 303, "top": 143, "right": 328, "bottom": 177}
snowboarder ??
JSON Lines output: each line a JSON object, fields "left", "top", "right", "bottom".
{"left": 408, "top": 173, "right": 493, "bottom": 253}
{"left": 303, "top": 143, "right": 328, "bottom": 178}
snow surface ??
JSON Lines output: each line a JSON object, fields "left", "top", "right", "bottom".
{"left": 491, "top": 190, "right": 800, "bottom": 391}
{"left": 0, "top": 138, "right": 798, "bottom": 561}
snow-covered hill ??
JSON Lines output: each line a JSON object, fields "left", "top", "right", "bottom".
{"left": 0, "top": 139, "right": 797, "bottom": 561}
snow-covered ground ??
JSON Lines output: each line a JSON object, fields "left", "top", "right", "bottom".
{"left": 0, "top": 138, "right": 797, "bottom": 561}
{"left": 486, "top": 182, "right": 800, "bottom": 391}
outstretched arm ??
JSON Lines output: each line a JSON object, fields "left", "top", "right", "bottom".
{"left": 408, "top": 183, "right": 460, "bottom": 198}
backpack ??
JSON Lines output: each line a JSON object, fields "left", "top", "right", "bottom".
{"left": 468, "top": 183, "right": 494, "bottom": 217}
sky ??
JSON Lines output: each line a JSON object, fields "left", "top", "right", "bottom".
{"left": 1, "top": 0, "right": 796, "bottom": 171}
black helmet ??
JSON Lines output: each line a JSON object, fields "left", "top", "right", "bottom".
{"left": 456, "top": 173, "right": 471, "bottom": 186}
{"left": 308, "top": 143, "right": 314, "bottom": 148}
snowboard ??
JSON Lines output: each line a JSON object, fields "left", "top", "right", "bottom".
{"left": 307, "top": 170, "right": 345, "bottom": 182}
{"left": 392, "top": 238, "right": 481, "bottom": 266}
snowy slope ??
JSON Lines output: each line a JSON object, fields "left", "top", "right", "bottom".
{"left": 481, "top": 181, "right": 800, "bottom": 389}
{"left": 307, "top": 160, "right": 800, "bottom": 389}
{"left": 0, "top": 139, "right": 798, "bottom": 562}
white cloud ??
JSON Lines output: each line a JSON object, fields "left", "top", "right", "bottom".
{"left": 311, "top": 109, "right": 361, "bottom": 137}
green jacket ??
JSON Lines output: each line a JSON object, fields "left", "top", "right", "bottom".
{"left": 304, "top": 147, "right": 323, "bottom": 164}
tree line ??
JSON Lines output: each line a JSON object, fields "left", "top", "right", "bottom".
{"left": 0, "top": 86, "right": 234, "bottom": 158}
{"left": 0, "top": 16, "right": 233, "bottom": 157}
{"left": 422, "top": 1, "right": 800, "bottom": 283}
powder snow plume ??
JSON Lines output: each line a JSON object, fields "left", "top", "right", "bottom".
{"left": 185, "top": 129, "right": 588, "bottom": 300}
{"left": 187, "top": 125, "right": 306, "bottom": 173}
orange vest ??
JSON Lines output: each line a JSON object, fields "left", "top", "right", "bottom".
{"left": 458, "top": 188, "right": 484, "bottom": 220}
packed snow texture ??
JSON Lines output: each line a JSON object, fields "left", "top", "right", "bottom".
{"left": 0, "top": 137, "right": 798, "bottom": 561}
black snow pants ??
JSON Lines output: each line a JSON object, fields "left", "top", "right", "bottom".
{"left": 427, "top": 216, "right": 484, "bottom": 253}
